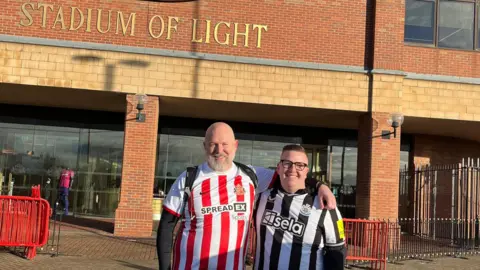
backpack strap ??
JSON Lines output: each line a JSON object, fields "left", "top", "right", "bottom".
{"left": 182, "top": 166, "right": 198, "bottom": 219}
{"left": 233, "top": 161, "right": 258, "bottom": 188}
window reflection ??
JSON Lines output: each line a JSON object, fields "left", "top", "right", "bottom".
{"left": 404, "top": 0, "right": 435, "bottom": 44}
{"left": 438, "top": 0, "right": 474, "bottom": 50}
{"left": 0, "top": 120, "right": 124, "bottom": 218}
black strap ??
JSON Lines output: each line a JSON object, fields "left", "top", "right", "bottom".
{"left": 182, "top": 166, "right": 198, "bottom": 219}
{"left": 233, "top": 161, "right": 258, "bottom": 188}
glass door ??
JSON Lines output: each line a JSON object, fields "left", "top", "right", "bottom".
{"left": 303, "top": 145, "right": 329, "bottom": 185}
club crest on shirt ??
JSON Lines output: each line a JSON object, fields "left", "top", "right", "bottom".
{"left": 234, "top": 184, "right": 245, "bottom": 195}
{"left": 300, "top": 204, "right": 312, "bottom": 216}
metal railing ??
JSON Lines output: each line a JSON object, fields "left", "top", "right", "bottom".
{"left": 385, "top": 218, "right": 480, "bottom": 262}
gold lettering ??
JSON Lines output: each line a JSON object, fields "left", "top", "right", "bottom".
{"left": 86, "top": 8, "right": 92, "bottom": 32}
{"left": 69, "top": 7, "right": 84, "bottom": 31}
{"left": 205, "top": 20, "right": 211, "bottom": 44}
{"left": 20, "top": 3, "right": 34, "bottom": 27}
{"left": 52, "top": 6, "right": 66, "bottom": 30}
{"left": 148, "top": 15, "right": 165, "bottom": 39}
{"left": 191, "top": 19, "right": 202, "bottom": 43}
{"left": 96, "top": 9, "right": 111, "bottom": 33}
{"left": 116, "top": 11, "right": 136, "bottom": 36}
{"left": 38, "top": 3, "right": 54, "bottom": 28}
{"left": 253, "top": 24, "right": 268, "bottom": 48}
{"left": 214, "top": 22, "right": 230, "bottom": 45}
{"left": 233, "top": 23, "right": 250, "bottom": 47}
{"left": 166, "top": 16, "right": 179, "bottom": 40}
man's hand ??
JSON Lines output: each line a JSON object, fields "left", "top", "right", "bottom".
{"left": 318, "top": 184, "right": 337, "bottom": 209}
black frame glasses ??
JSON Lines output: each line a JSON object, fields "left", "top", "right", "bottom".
{"left": 279, "top": 160, "right": 308, "bottom": 171}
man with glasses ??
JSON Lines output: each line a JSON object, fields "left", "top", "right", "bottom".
{"left": 253, "top": 144, "right": 346, "bottom": 270}
{"left": 157, "top": 122, "right": 337, "bottom": 270}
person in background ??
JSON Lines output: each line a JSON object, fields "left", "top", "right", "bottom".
{"left": 53, "top": 166, "right": 74, "bottom": 216}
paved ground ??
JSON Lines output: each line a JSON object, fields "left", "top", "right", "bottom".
{"left": 385, "top": 256, "right": 480, "bottom": 270}
{"left": 2, "top": 215, "right": 480, "bottom": 269}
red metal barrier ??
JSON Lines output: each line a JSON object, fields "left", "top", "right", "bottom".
{"left": 344, "top": 218, "right": 389, "bottom": 270}
{"left": 0, "top": 185, "right": 51, "bottom": 259}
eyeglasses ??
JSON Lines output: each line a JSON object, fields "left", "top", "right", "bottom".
{"left": 280, "top": 160, "right": 308, "bottom": 171}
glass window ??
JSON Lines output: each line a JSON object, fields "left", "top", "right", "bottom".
{"left": 251, "top": 141, "right": 284, "bottom": 170}
{"left": 154, "top": 135, "right": 205, "bottom": 196}
{"left": 0, "top": 119, "right": 124, "bottom": 218}
{"left": 405, "top": 0, "right": 435, "bottom": 44}
{"left": 478, "top": 8, "right": 480, "bottom": 48}
{"left": 438, "top": 0, "right": 474, "bottom": 50}
{"left": 329, "top": 144, "right": 358, "bottom": 187}
{"left": 404, "top": 0, "right": 480, "bottom": 50}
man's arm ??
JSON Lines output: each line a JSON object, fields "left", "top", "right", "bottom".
{"left": 322, "top": 208, "right": 346, "bottom": 270}
{"left": 157, "top": 171, "right": 187, "bottom": 270}
{"left": 306, "top": 178, "right": 337, "bottom": 210}
{"left": 157, "top": 209, "right": 180, "bottom": 270}
{"left": 69, "top": 171, "right": 74, "bottom": 189}
{"left": 317, "top": 184, "right": 336, "bottom": 210}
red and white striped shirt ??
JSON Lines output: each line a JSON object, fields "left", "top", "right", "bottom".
{"left": 163, "top": 162, "right": 274, "bottom": 270}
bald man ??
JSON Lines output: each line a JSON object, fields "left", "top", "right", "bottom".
{"left": 157, "top": 122, "right": 337, "bottom": 270}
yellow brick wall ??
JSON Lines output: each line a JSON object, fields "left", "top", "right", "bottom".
{"left": 0, "top": 42, "right": 370, "bottom": 112}
{"left": 2, "top": 41, "right": 480, "bottom": 121}
{"left": 371, "top": 74, "right": 403, "bottom": 113}
{"left": 402, "top": 79, "right": 480, "bottom": 121}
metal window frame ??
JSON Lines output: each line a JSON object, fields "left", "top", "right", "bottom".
{"left": 406, "top": 0, "right": 480, "bottom": 51}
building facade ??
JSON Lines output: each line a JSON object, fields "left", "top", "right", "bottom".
{"left": 1, "top": 0, "right": 480, "bottom": 237}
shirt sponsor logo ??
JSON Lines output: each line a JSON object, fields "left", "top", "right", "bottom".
{"left": 201, "top": 203, "right": 247, "bottom": 215}
{"left": 232, "top": 214, "right": 248, "bottom": 221}
{"left": 261, "top": 210, "right": 306, "bottom": 237}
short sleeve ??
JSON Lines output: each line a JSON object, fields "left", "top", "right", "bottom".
{"left": 249, "top": 166, "right": 276, "bottom": 193}
{"left": 323, "top": 208, "right": 345, "bottom": 247}
{"left": 162, "top": 171, "right": 187, "bottom": 217}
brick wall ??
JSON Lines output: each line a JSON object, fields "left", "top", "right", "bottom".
{"left": 412, "top": 135, "right": 480, "bottom": 166}
{"left": 408, "top": 135, "right": 480, "bottom": 221}
{"left": 0, "top": 42, "right": 371, "bottom": 112}
{"left": 373, "top": 1, "right": 480, "bottom": 77}
{"left": 373, "top": 0, "right": 404, "bottom": 71}
{"left": 403, "top": 79, "right": 480, "bottom": 121}
{"left": 1, "top": 0, "right": 367, "bottom": 66}
{"left": 356, "top": 112, "right": 401, "bottom": 219}
{"left": 4, "top": 0, "right": 480, "bottom": 79}
{"left": 114, "top": 94, "right": 159, "bottom": 237}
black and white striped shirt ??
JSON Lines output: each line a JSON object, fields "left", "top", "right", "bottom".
{"left": 253, "top": 186, "right": 345, "bottom": 270}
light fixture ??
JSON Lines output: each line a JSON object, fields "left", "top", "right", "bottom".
{"left": 382, "top": 112, "right": 404, "bottom": 139}
{"left": 135, "top": 94, "right": 148, "bottom": 122}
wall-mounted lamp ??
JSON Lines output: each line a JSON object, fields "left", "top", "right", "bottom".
{"left": 135, "top": 94, "right": 148, "bottom": 122}
{"left": 382, "top": 113, "right": 404, "bottom": 139}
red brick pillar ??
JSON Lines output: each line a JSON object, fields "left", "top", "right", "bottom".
{"left": 356, "top": 112, "right": 401, "bottom": 220}
{"left": 114, "top": 94, "right": 159, "bottom": 237}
